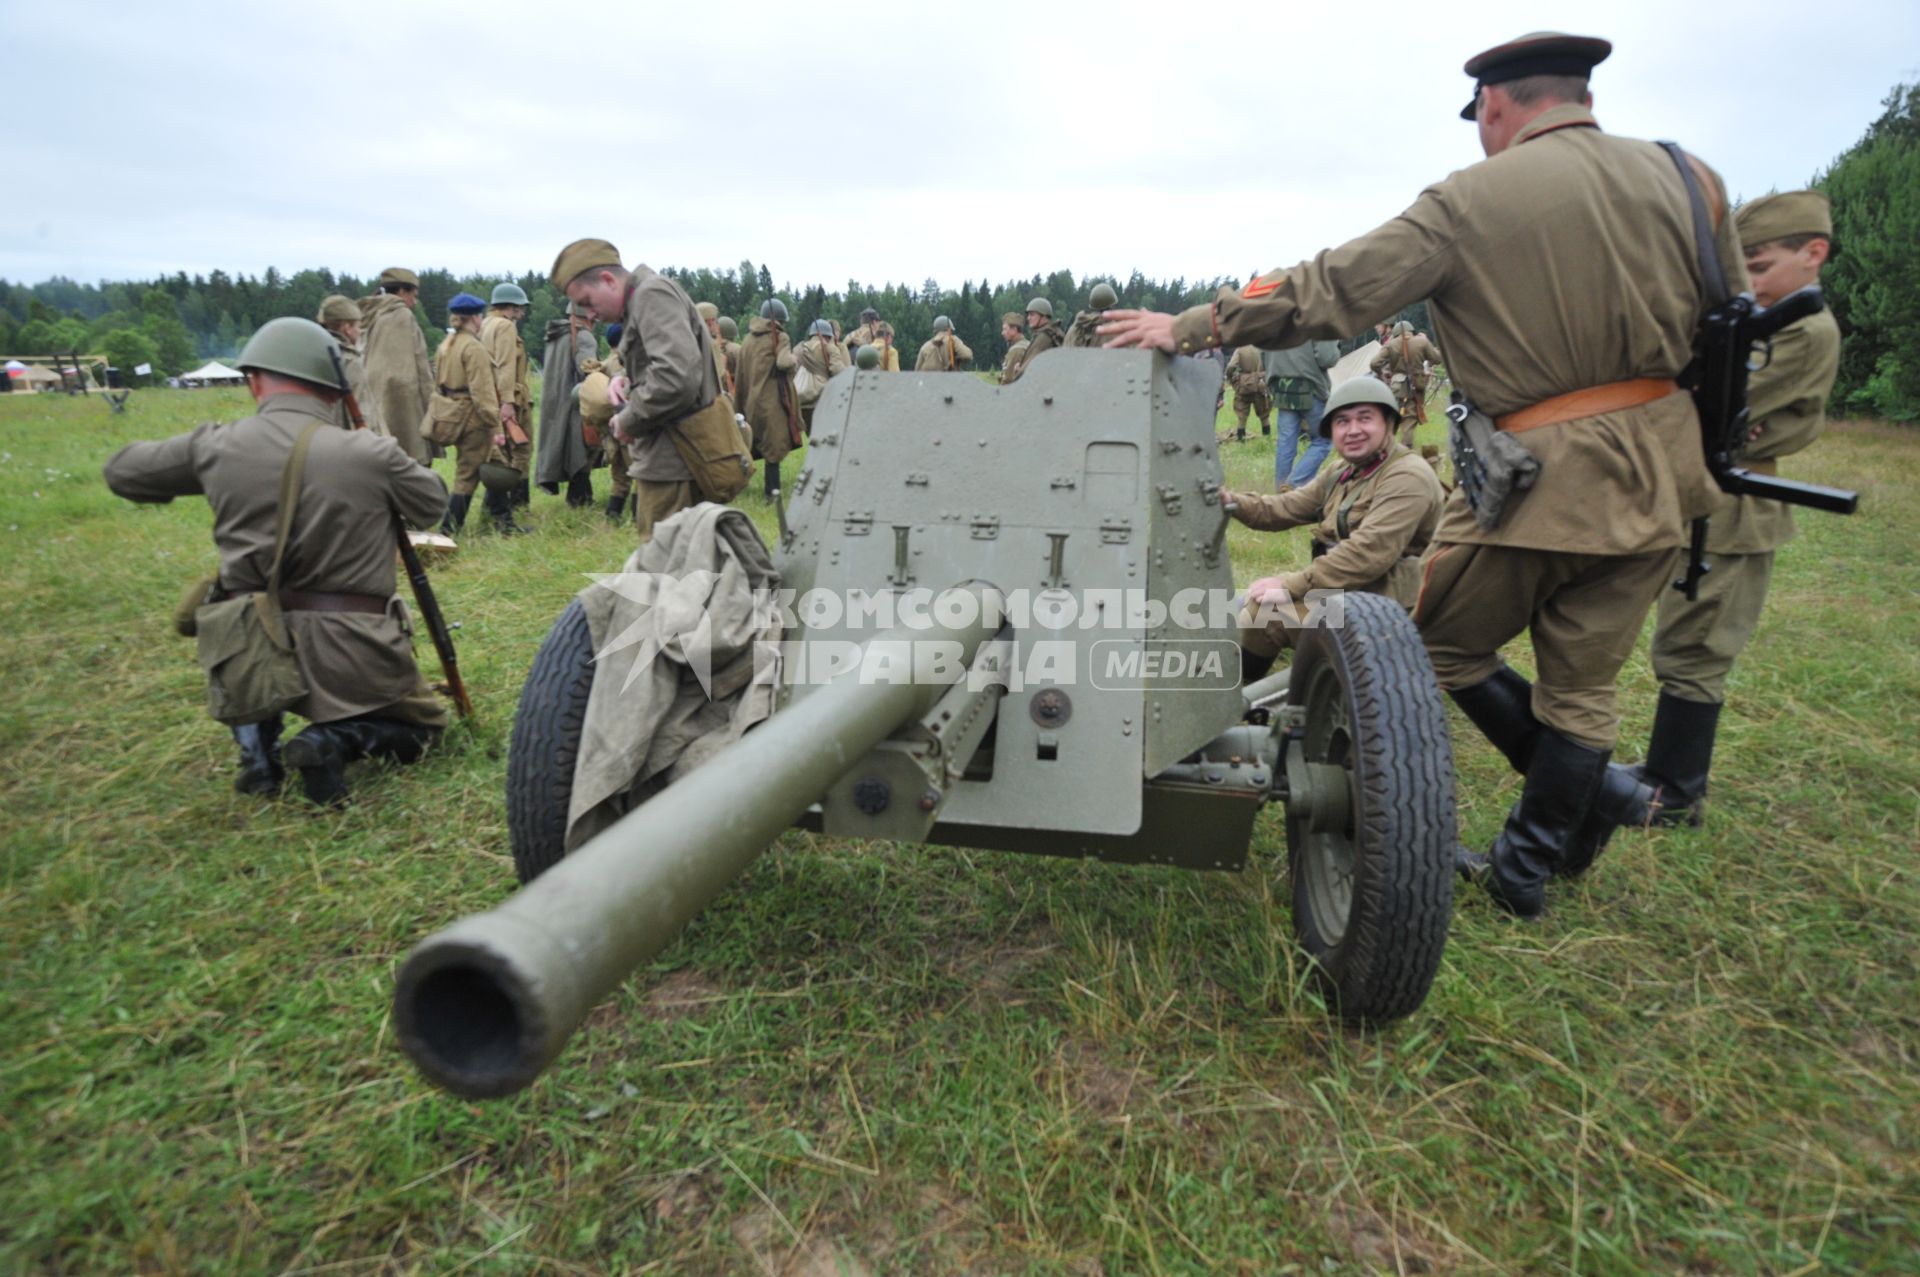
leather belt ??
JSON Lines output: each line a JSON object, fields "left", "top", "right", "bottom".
{"left": 1497, "top": 378, "right": 1680, "bottom": 433}
{"left": 280, "top": 590, "right": 388, "bottom": 614}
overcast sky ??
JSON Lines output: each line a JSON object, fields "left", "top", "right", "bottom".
{"left": 6, "top": 0, "right": 1916, "bottom": 293}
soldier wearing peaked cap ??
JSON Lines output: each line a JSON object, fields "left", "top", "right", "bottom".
{"left": 1630, "top": 191, "right": 1841, "bottom": 826}
{"left": 551, "top": 238, "right": 721, "bottom": 542}
{"left": 358, "top": 267, "right": 435, "bottom": 464}
{"left": 101, "top": 318, "right": 450, "bottom": 807}
{"left": 1102, "top": 31, "right": 1748, "bottom": 918}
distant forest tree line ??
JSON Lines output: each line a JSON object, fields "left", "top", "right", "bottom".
{"left": 3, "top": 81, "right": 1910, "bottom": 417}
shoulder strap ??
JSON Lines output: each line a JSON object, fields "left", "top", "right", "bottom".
{"left": 1658, "top": 141, "right": 1730, "bottom": 307}
{"left": 267, "top": 420, "right": 324, "bottom": 596}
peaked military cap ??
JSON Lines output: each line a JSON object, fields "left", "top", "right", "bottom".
{"left": 549, "top": 238, "right": 622, "bottom": 289}
{"left": 1459, "top": 31, "right": 1611, "bottom": 120}
{"left": 378, "top": 266, "right": 420, "bottom": 288}
{"left": 1734, "top": 191, "right": 1833, "bottom": 250}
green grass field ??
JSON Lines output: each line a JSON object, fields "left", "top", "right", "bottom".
{"left": 2, "top": 381, "right": 1915, "bottom": 1276}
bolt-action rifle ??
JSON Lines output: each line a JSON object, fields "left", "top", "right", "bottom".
{"left": 329, "top": 349, "right": 475, "bottom": 719}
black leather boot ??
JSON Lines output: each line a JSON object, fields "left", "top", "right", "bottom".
{"left": 439, "top": 492, "right": 471, "bottom": 536}
{"left": 764, "top": 456, "right": 781, "bottom": 499}
{"left": 231, "top": 714, "right": 284, "bottom": 797}
{"left": 514, "top": 478, "right": 531, "bottom": 509}
{"left": 1447, "top": 665, "right": 1538, "bottom": 774}
{"left": 284, "top": 718, "right": 438, "bottom": 807}
{"left": 1627, "top": 692, "right": 1722, "bottom": 828}
{"left": 566, "top": 472, "right": 595, "bottom": 508}
{"left": 1467, "top": 729, "right": 1609, "bottom": 917}
{"left": 605, "top": 492, "right": 626, "bottom": 521}
{"left": 486, "top": 488, "right": 529, "bottom": 536}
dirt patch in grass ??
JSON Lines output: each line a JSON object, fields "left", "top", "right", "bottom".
{"left": 642, "top": 968, "right": 727, "bottom": 1021}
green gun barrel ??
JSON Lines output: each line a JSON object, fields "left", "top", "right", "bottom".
{"left": 393, "top": 585, "right": 1006, "bottom": 1098}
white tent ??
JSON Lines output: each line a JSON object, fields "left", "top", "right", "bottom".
{"left": 181, "top": 361, "right": 245, "bottom": 385}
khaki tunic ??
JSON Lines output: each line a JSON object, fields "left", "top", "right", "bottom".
{"left": 613, "top": 265, "right": 712, "bottom": 484}
{"left": 723, "top": 340, "right": 741, "bottom": 394}
{"left": 1229, "top": 346, "right": 1271, "bottom": 423}
{"left": 846, "top": 322, "right": 878, "bottom": 353}
{"left": 435, "top": 327, "right": 502, "bottom": 497}
{"left": 482, "top": 313, "right": 532, "bottom": 474}
{"left": 333, "top": 339, "right": 385, "bottom": 437}
{"left": 737, "top": 317, "right": 800, "bottom": 464}
{"left": 358, "top": 292, "right": 435, "bottom": 463}
{"left": 103, "top": 393, "right": 449, "bottom": 727}
{"left": 794, "top": 335, "right": 849, "bottom": 432}
{"left": 1000, "top": 339, "right": 1029, "bottom": 383}
{"left": 1062, "top": 310, "right": 1110, "bottom": 348}
{"left": 1003, "top": 322, "right": 1064, "bottom": 385}
{"left": 914, "top": 333, "right": 974, "bottom": 371}
{"left": 1649, "top": 307, "right": 1841, "bottom": 704}
{"left": 1369, "top": 330, "right": 1443, "bottom": 391}
{"left": 1233, "top": 444, "right": 1445, "bottom": 605}
{"left": 1171, "top": 104, "right": 1745, "bottom": 557}
{"left": 870, "top": 344, "right": 902, "bottom": 372}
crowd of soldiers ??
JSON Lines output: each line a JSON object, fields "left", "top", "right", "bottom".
{"left": 103, "top": 29, "right": 1846, "bottom": 925}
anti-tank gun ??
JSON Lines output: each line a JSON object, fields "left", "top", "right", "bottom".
{"left": 393, "top": 350, "right": 1459, "bottom": 1099}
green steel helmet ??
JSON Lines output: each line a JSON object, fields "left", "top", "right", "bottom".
{"left": 1319, "top": 376, "right": 1401, "bottom": 437}
{"left": 812, "top": 318, "right": 834, "bottom": 338}
{"left": 1392, "top": 320, "right": 1413, "bottom": 336}
{"left": 478, "top": 460, "right": 522, "bottom": 492}
{"left": 716, "top": 316, "right": 738, "bottom": 340}
{"left": 1088, "top": 283, "right": 1117, "bottom": 309}
{"left": 236, "top": 317, "right": 347, "bottom": 390}
{"left": 760, "top": 298, "right": 788, "bottom": 322}
{"left": 854, "top": 344, "right": 880, "bottom": 370}
{"left": 490, "top": 282, "right": 530, "bottom": 307}
{"left": 932, "top": 315, "right": 952, "bottom": 333}
{"left": 1025, "top": 298, "right": 1053, "bottom": 319}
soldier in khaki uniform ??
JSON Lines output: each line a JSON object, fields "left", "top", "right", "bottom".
{"left": 357, "top": 267, "right": 435, "bottom": 463}
{"left": 868, "top": 323, "right": 903, "bottom": 372}
{"left": 1102, "top": 32, "right": 1745, "bottom": 917}
{"left": 998, "top": 312, "right": 1029, "bottom": 384}
{"left": 794, "top": 317, "right": 850, "bottom": 434}
{"left": 1003, "top": 298, "right": 1064, "bottom": 386}
{"left": 103, "top": 318, "right": 448, "bottom": 806}
{"left": 1628, "top": 192, "right": 1841, "bottom": 825}
{"left": 596, "top": 321, "right": 633, "bottom": 521}
{"left": 1063, "top": 283, "right": 1120, "bottom": 348}
{"left": 1226, "top": 345, "right": 1272, "bottom": 441}
{"left": 1228, "top": 379, "right": 1445, "bottom": 673}
{"left": 1369, "top": 321, "right": 1444, "bottom": 444}
{"left": 915, "top": 315, "right": 974, "bottom": 371}
{"left": 737, "top": 298, "right": 801, "bottom": 499}
{"left": 436, "top": 293, "right": 521, "bottom": 535}
{"left": 482, "top": 283, "right": 535, "bottom": 510}
{"left": 553, "top": 238, "right": 721, "bottom": 543}
{"left": 845, "top": 307, "right": 881, "bottom": 361}
{"left": 717, "top": 315, "right": 741, "bottom": 391}
{"left": 315, "top": 295, "right": 379, "bottom": 436}
{"left": 693, "top": 301, "right": 735, "bottom": 400}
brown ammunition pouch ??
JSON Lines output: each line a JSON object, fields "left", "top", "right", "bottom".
{"left": 667, "top": 391, "right": 754, "bottom": 504}
{"left": 422, "top": 388, "right": 476, "bottom": 447}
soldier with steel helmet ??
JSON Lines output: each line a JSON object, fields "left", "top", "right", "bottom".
{"left": 315, "top": 294, "right": 379, "bottom": 436}
{"left": 736, "top": 297, "right": 800, "bottom": 500}
{"left": 1063, "top": 282, "right": 1119, "bottom": 348}
{"left": 103, "top": 317, "right": 450, "bottom": 806}
{"left": 795, "top": 317, "right": 850, "bottom": 432}
{"left": 1369, "top": 320, "right": 1444, "bottom": 445}
{"left": 482, "top": 283, "right": 535, "bottom": 511}
{"left": 1226, "top": 378, "right": 1445, "bottom": 672}
{"left": 915, "top": 315, "right": 974, "bottom": 371}
{"left": 1002, "top": 298, "right": 1064, "bottom": 385}
{"left": 716, "top": 314, "right": 741, "bottom": 391}
{"left": 846, "top": 306, "right": 882, "bottom": 360}
{"left": 1103, "top": 31, "right": 1747, "bottom": 917}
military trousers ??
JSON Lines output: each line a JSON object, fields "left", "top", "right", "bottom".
{"left": 1232, "top": 391, "right": 1272, "bottom": 432}
{"left": 604, "top": 437, "right": 633, "bottom": 498}
{"left": 1649, "top": 546, "right": 1773, "bottom": 705}
{"left": 1412, "top": 542, "right": 1673, "bottom": 750}
{"left": 449, "top": 421, "right": 494, "bottom": 497}
{"left": 634, "top": 480, "right": 697, "bottom": 544}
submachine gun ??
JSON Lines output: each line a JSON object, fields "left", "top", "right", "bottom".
{"left": 1673, "top": 285, "right": 1859, "bottom": 599}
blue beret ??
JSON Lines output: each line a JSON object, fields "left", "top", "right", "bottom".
{"left": 448, "top": 292, "right": 487, "bottom": 314}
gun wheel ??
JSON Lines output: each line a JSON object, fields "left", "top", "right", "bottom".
{"left": 1283, "top": 592, "right": 1455, "bottom": 1023}
{"left": 506, "top": 599, "right": 597, "bottom": 884}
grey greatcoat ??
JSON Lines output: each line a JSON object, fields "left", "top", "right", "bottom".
{"left": 103, "top": 393, "right": 451, "bottom": 726}
{"left": 538, "top": 318, "right": 599, "bottom": 487}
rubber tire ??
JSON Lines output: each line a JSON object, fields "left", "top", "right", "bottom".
{"left": 1285, "top": 592, "right": 1455, "bottom": 1023}
{"left": 506, "top": 598, "right": 596, "bottom": 884}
